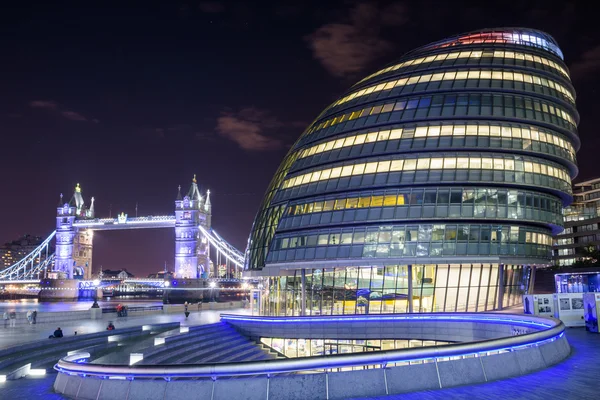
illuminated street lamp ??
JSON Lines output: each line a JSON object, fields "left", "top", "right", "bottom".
{"left": 242, "top": 282, "right": 250, "bottom": 308}
{"left": 91, "top": 279, "right": 100, "bottom": 308}
{"left": 209, "top": 281, "right": 217, "bottom": 302}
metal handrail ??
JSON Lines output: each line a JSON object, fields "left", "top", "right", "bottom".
{"left": 55, "top": 313, "right": 565, "bottom": 379}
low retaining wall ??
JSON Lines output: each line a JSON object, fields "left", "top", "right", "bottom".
{"left": 53, "top": 313, "right": 571, "bottom": 400}
{"left": 53, "top": 334, "right": 570, "bottom": 400}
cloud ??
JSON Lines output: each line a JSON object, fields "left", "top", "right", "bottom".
{"left": 198, "top": 1, "right": 225, "bottom": 13}
{"left": 30, "top": 100, "right": 94, "bottom": 122}
{"left": 61, "top": 111, "right": 87, "bottom": 121}
{"left": 570, "top": 45, "right": 600, "bottom": 80}
{"left": 305, "top": 2, "right": 408, "bottom": 78}
{"left": 216, "top": 107, "right": 284, "bottom": 151}
{"left": 30, "top": 100, "right": 58, "bottom": 110}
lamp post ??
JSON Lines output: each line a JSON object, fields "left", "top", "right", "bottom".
{"left": 163, "top": 281, "right": 170, "bottom": 304}
{"left": 209, "top": 281, "right": 217, "bottom": 303}
{"left": 91, "top": 279, "right": 100, "bottom": 308}
{"left": 242, "top": 282, "right": 249, "bottom": 309}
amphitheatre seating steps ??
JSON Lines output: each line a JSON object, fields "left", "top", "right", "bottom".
{"left": 139, "top": 323, "right": 239, "bottom": 362}
{"left": 0, "top": 322, "right": 179, "bottom": 380}
{"left": 142, "top": 330, "right": 247, "bottom": 364}
{"left": 140, "top": 322, "right": 275, "bottom": 365}
{"left": 172, "top": 335, "right": 252, "bottom": 364}
{"left": 29, "top": 342, "right": 120, "bottom": 372}
{"left": 198, "top": 341, "right": 264, "bottom": 363}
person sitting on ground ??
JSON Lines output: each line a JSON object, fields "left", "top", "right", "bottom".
{"left": 49, "top": 327, "right": 63, "bottom": 339}
{"left": 107, "top": 321, "right": 115, "bottom": 331}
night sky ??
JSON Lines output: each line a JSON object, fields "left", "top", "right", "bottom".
{"left": 1, "top": 1, "right": 599, "bottom": 277}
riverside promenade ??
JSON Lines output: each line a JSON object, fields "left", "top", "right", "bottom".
{"left": 0, "top": 305, "right": 249, "bottom": 350}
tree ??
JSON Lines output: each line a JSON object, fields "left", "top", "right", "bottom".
{"left": 570, "top": 245, "right": 600, "bottom": 268}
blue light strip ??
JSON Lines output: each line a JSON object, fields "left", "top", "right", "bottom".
{"left": 220, "top": 313, "right": 554, "bottom": 329}
{"left": 53, "top": 330, "right": 564, "bottom": 380}
{"left": 54, "top": 311, "right": 565, "bottom": 381}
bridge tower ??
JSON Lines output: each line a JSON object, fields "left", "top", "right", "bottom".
{"left": 54, "top": 184, "right": 95, "bottom": 279}
{"left": 174, "top": 176, "right": 202, "bottom": 279}
{"left": 198, "top": 188, "right": 211, "bottom": 276}
{"left": 73, "top": 194, "right": 94, "bottom": 280}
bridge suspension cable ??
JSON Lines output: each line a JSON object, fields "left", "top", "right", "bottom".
{"left": 198, "top": 226, "right": 245, "bottom": 269}
{"left": 0, "top": 231, "right": 56, "bottom": 280}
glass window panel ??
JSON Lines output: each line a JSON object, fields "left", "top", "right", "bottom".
{"left": 443, "top": 158, "right": 456, "bottom": 169}
{"left": 371, "top": 196, "right": 384, "bottom": 207}
{"left": 384, "top": 195, "right": 397, "bottom": 206}
{"left": 346, "top": 198, "right": 359, "bottom": 209}
{"left": 365, "top": 162, "right": 378, "bottom": 174}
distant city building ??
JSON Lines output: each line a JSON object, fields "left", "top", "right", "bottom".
{"left": 102, "top": 269, "right": 135, "bottom": 279}
{"left": 553, "top": 177, "right": 600, "bottom": 266}
{"left": 0, "top": 234, "right": 48, "bottom": 269}
{"left": 147, "top": 271, "right": 173, "bottom": 279}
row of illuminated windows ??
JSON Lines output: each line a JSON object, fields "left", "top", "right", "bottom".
{"left": 356, "top": 49, "right": 569, "bottom": 86}
{"left": 282, "top": 156, "right": 570, "bottom": 189}
{"left": 268, "top": 239, "right": 550, "bottom": 262}
{"left": 305, "top": 94, "right": 577, "bottom": 138}
{"left": 267, "top": 236, "right": 550, "bottom": 263}
{"left": 273, "top": 224, "right": 552, "bottom": 250}
{"left": 555, "top": 258, "right": 577, "bottom": 266}
{"left": 556, "top": 238, "right": 574, "bottom": 246}
{"left": 261, "top": 338, "right": 450, "bottom": 358}
{"left": 275, "top": 168, "right": 572, "bottom": 205}
{"left": 299, "top": 123, "right": 575, "bottom": 160}
{"left": 286, "top": 188, "right": 562, "bottom": 216}
{"left": 292, "top": 132, "right": 576, "bottom": 175}
{"left": 280, "top": 203, "right": 562, "bottom": 232}
{"left": 333, "top": 69, "right": 574, "bottom": 110}
{"left": 425, "top": 31, "right": 564, "bottom": 60}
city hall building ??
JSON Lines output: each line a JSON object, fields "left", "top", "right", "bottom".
{"left": 246, "top": 28, "right": 579, "bottom": 316}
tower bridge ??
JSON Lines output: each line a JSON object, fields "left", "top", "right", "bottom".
{"left": 0, "top": 176, "right": 245, "bottom": 298}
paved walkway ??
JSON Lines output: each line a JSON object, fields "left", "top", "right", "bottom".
{"left": 0, "top": 307, "right": 250, "bottom": 350}
{"left": 2, "top": 310, "right": 599, "bottom": 399}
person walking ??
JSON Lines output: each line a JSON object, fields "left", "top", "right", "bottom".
{"left": 9, "top": 311, "right": 17, "bottom": 327}
{"left": 3, "top": 311, "right": 8, "bottom": 328}
{"left": 184, "top": 302, "right": 189, "bottom": 319}
{"left": 32, "top": 310, "right": 37, "bottom": 324}
{"left": 27, "top": 311, "right": 33, "bottom": 324}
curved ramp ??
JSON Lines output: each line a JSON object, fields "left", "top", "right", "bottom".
{"left": 53, "top": 313, "right": 570, "bottom": 400}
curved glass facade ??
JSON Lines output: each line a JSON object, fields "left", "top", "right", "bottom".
{"left": 247, "top": 28, "right": 579, "bottom": 315}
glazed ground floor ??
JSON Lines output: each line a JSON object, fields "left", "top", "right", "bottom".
{"left": 259, "top": 263, "right": 533, "bottom": 316}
